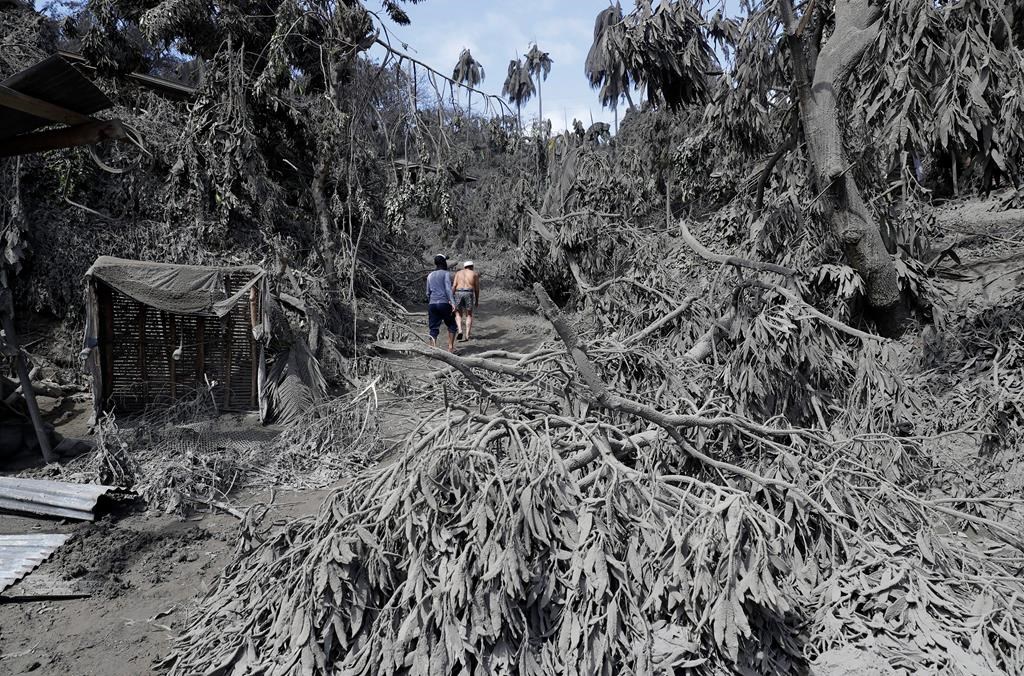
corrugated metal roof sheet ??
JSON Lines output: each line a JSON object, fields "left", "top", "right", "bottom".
{"left": 0, "top": 533, "right": 70, "bottom": 593}
{"left": 0, "top": 477, "right": 120, "bottom": 521}
{"left": 0, "top": 54, "right": 113, "bottom": 140}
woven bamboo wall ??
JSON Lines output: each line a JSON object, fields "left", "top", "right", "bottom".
{"left": 96, "top": 275, "right": 259, "bottom": 413}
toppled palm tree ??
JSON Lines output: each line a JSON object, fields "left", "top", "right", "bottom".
{"left": 451, "top": 48, "right": 484, "bottom": 120}
{"left": 525, "top": 43, "right": 553, "bottom": 132}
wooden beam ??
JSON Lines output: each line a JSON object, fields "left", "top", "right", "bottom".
{"left": 0, "top": 84, "right": 93, "bottom": 126}
{"left": 98, "top": 284, "right": 114, "bottom": 408}
{"left": 224, "top": 316, "right": 232, "bottom": 410}
{"left": 138, "top": 308, "right": 148, "bottom": 394}
{"left": 0, "top": 304, "right": 54, "bottom": 463}
{"left": 250, "top": 287, "right": 259, "bottom": 408}
{"left": 196, "top": 317, "right": 205, "bottom": 384}
{"left": 168, "top": 314, "right": 177, "bottom": 400}
{"left": 0, "top": 120, "right": 127, "bottom": 157}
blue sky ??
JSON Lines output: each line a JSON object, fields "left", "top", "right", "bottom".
{"left": 368, "top": 0, "right": 630, "bottom": 131}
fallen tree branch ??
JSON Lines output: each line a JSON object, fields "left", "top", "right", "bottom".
{"left": 683, "top": 309, "right": 736, "bottom": 362}
{"left": 534, "top": 285, "right": 819, "bottom": 442}
{"left": 677, "top": 219, "right": 798, "bottom": 277}
{"left": 582, "top": 277, "right": 684, "bottom": 308}
{"left": 737, "top": 279, "right": 885, "bottom": 343}
{"left": 565, "top": 429, "right": 660, "bottom": 472}
{"left": 754, "top": 115, "right": 799, "bottom": 218}
{"left": 533, "top": 283, "right": 841, "bottom": 524}
{"left": 375, "top": 341, "right": 532, "bottom": 381}
{"left": 622, "top": 295, "right": 697, "bottom": 346}
{"left": 677, "top": 220, "right": 884, "bottom": 343}
{"left": 933, "top": 204, "right": 1024, "bottom": 236}
{"left": 535, "top": 284, "right": 1024, "bottom": 551}
{"left": 374, "top": 340, "right": 557, "bottom": 409}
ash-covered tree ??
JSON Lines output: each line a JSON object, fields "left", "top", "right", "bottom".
{"left": 585, "top": 3, "right": 632, "bottom": 112}
{"left": 586, "top": 0, "right": 1024, "bottom": 334}
{"left": 451, "top": 47, "right": 485, "bottom": 120}
{"left": 501, "top": 57, "right": 535, "bottom": 132}
{"left": 14, "top": 0, "right": 434, "bottom": 387}
{"left": 524, "top": 43, "right": 552, "bottom": 132}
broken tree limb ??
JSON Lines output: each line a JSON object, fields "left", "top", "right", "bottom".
{"left": 584, "top": 277, "right": 686, "bottom": 309}
{"left": 683, "top": 309, "right": 736, "bottom": 362}
{"left": 565, "top": 429, "right": 659, "bottom": 472}
{"left": 374, "top": 341, "right": 557, "bottom": 409}
{"left": 677, "top": 218, "right": 884, "bottom": 342}
{"left": 737, "top": 279, "right": 885, "bottom": 343}
{"left": 533, "top": 286, "right": 1021, "bottom": 549}
{"left": 623, "top": 295, "right": 697, "bottom": 346}
{"left": 375, "top": 341, "right": 533, "bottom": 381}
{"left": 932, "top": 205, "right": 1024, "bottom": 235}
{"left": 677, "top": 219, "right": 798, "bottom": 277}
{"left": 533, "top": 284, "right": 815, "bottom": 440}
{"left": 533, "top": 283, "right": 841, "bottom": 526}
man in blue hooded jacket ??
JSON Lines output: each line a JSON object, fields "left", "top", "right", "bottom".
{"left": 425, "top": 254, "right": 458, "bottom": 351}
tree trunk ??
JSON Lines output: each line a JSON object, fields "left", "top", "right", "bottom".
{"left": 782, "top": 0, "right": 904, "bottom": 331}
{"left": 538, "top": 80, "right": 543, "bottom": 132}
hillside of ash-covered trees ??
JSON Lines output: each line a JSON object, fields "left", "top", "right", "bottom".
{"left": 3, "top": 0, "right": 1024, "bottom": 674}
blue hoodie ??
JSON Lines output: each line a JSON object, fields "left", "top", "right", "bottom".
{"left": 426, "top": 269, "right": 455, "bottom": 305}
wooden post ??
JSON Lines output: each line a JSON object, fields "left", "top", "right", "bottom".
{"left": 196, "top": 317, "right": 205, "bottom": 382}
{"left": 224, "top": 315, "right": 233, "bottom": 410}
{"left": 0, "top": 290, "right": 53, "bottom": 463}
{"left": 138, "top": 307, "right": 148, "bottom": 395}
{"left": 249, "top": 286, "right": 258, "bottom": 408}
{"left": 168, "top": 314, "right": 177, "bottom": 400}
{"left": 98, "top": 284, "right": 114, "bottom": 406}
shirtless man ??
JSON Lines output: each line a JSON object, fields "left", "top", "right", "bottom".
{"left": 452, "top": 260, "right": 480, "bottom": 340}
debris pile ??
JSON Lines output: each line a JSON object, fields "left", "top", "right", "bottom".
{"left": 60, "top": 388, "right": 379, "bottom": 515}
{"left": 164, "top": 283, "right": 1024, "bottom": 674}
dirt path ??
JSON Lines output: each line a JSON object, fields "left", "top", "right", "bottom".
{"left": 373, "top": 255, "right": 551, "bottom": 444}
{"left": 0, "top": 255, "right": 547, "bottom": 675}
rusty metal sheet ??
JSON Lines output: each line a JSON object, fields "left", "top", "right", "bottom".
{"left": 0, "top": 477, "right": 120, "bottom": 521}
{"left": 0, "top": 54, "right": 112, "bottom": 140}
{"left": 0, "top": 533, "right": 70, "bottom": 593}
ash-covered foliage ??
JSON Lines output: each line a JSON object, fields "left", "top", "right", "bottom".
{"left": 165, "top": 293, "right": 1024, "bottom": 673}
{"left": 6, "top": 1, "right": 1024, "bottom": 674}
{"left": 1, "top": 0, "right": 441, "bottom": 376}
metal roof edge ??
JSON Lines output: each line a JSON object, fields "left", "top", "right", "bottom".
{"left": 0, "top": 533, "right": 70, "bottom": 593}
{"left": 56, "top": 50, "right": 197, "bottom": 100}
{"left": 0, "top": 477, "right": 124, "bottom": 521}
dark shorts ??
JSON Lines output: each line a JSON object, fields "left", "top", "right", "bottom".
{"left": 454, "top": 289, "right": 474, "bottom": 311}
{"left": 427, "top": 303, "right": 457, "bottom": 338}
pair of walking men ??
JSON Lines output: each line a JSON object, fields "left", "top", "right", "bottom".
{"left": 426, "top": 255, "right": 480, "bottom": 352}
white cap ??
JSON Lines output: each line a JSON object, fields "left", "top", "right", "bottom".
{"left": 463, "top": 260, "right": 474, "bottom": 268}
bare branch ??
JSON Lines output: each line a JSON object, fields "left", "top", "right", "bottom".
{"left": 678, "top": 219, "right": 798, "bottom": 277}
